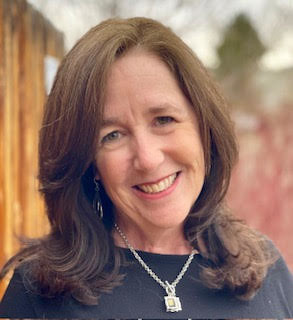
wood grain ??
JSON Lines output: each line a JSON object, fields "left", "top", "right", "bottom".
{"left": 0, "top": 0, "right": 64, "bottom": 298}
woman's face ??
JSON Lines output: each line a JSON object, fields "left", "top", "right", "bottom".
{"left": 95, "top": 49, "right": 205, "bottom": 235}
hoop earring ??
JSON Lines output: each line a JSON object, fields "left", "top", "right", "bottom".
{"left": 93, "top": 178, "right": 104, "bottom": 219}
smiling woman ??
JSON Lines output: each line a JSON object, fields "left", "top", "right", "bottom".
{"left": 0, "top": 17, "right": 292, "bottom": 319}
{"left": 95, "top": 49, "right": 205, "bottom": 247}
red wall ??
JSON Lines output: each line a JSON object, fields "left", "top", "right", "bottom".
{"left": 228, "top": 105, "right": 293, "bottom": 271}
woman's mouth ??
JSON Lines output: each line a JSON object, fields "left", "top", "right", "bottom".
{"left": 135, "top": 172, "right": 179, "bottom": 194}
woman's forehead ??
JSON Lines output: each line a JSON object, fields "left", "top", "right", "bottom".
{"left": 102, "top": 51, "right": 194, "bottom": 119}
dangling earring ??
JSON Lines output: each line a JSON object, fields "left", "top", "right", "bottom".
{"left": 93, "top": 178, "right": 104, "bottom": 219}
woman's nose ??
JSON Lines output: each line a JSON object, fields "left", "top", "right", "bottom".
{"left": 132, "top": 133, "right": 165, "bottom": 172}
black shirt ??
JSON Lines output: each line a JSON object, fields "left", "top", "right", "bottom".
{"left": 1, "top": 248, "right": 293, "bottom": 318}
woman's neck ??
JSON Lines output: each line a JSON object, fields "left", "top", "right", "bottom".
{"left": 113, "top": 222, "right": 192, "bottom": 255}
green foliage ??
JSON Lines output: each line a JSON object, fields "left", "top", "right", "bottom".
{"left": 217, "top": 14, "right": 266, "bottom": 76}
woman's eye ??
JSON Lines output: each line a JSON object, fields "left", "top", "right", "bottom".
{"left": 155, "top": 116, "right": 175, "bottom": 126}
{"left": 101, "top": 131, "right": 121, "bottom": 143}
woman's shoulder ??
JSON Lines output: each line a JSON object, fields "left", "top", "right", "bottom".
{"left": 0, "top": 264, "right": 70, "bottom": 318}
{"left": 264, "top": 238, "right": 292, "bottom": 276}
{"left": 265, "top": 244, "right": 293, "bottom": 285}
{"left": 257, "top": 241, "right": 293, "bottom": 314}
{"left": 0, "top": 265, "right": 38, "bottom": 318}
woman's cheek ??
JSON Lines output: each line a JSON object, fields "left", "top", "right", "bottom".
{"left": 96, "top": 149, "right": 130, "bottom": 186}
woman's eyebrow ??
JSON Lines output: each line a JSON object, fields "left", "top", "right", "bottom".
{"left": 146, "top": 104, "right": 183, "bottom": 116}
{"left": 100, "top": 117, "right": 122, "bottom": 128}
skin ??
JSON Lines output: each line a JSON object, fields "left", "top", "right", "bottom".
{"left": 95, "top": 49, "right": 205, "bottom": 254}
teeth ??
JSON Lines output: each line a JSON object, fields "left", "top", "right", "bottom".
{"left": 138, "top": 173, "right": 177, "bottom": 194}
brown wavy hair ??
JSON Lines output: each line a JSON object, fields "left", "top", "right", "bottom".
{"left": 1, "top": 17, "right": 275, "bottom": 304}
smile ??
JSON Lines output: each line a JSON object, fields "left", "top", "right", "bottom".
{"left": 135, "top": 173, "right": 178, "bottom": 194}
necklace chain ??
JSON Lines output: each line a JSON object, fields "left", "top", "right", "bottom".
{"left": 114, "top": 223, "right": 197, "bottom": 291}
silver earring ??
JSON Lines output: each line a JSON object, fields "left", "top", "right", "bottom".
{"left": 93, "top": 178, "right": 104, "bottom": 219}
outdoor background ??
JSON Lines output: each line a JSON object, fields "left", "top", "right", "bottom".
{"left": 1, "top": 0, "right": 292, "bottom": 298}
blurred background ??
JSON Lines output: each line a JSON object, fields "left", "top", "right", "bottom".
{"left": 1, "top": 0, "right": 292, "bottom": 297}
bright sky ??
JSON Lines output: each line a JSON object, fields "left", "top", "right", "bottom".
{"left": 28, "top": 0, "right": 293, "bottom": 71}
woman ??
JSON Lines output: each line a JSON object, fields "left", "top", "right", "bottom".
{"left": 0, "top": 17, "right": 292, "bottom": 318}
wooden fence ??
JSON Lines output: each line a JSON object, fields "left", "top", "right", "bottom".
{"left": 0, "top": 0, "right": 64, "bottom": 298}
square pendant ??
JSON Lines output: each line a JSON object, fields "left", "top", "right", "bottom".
{"left": 164, "top": 295, "right": 182, "bottom": 312}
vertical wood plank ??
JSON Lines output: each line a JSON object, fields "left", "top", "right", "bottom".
{"left": 0, "top": 0, "right": 64, "bottom": 298}
{"left": 0, "top": 0, "right": 6, "bottom": 269}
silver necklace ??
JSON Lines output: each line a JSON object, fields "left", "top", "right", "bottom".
{"left": 114, "top": 223, "right": 197, "bottom": 312}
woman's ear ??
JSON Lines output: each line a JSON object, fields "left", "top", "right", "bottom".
{"left": 92, "top": 164, "right": 100, "bottom": 181}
